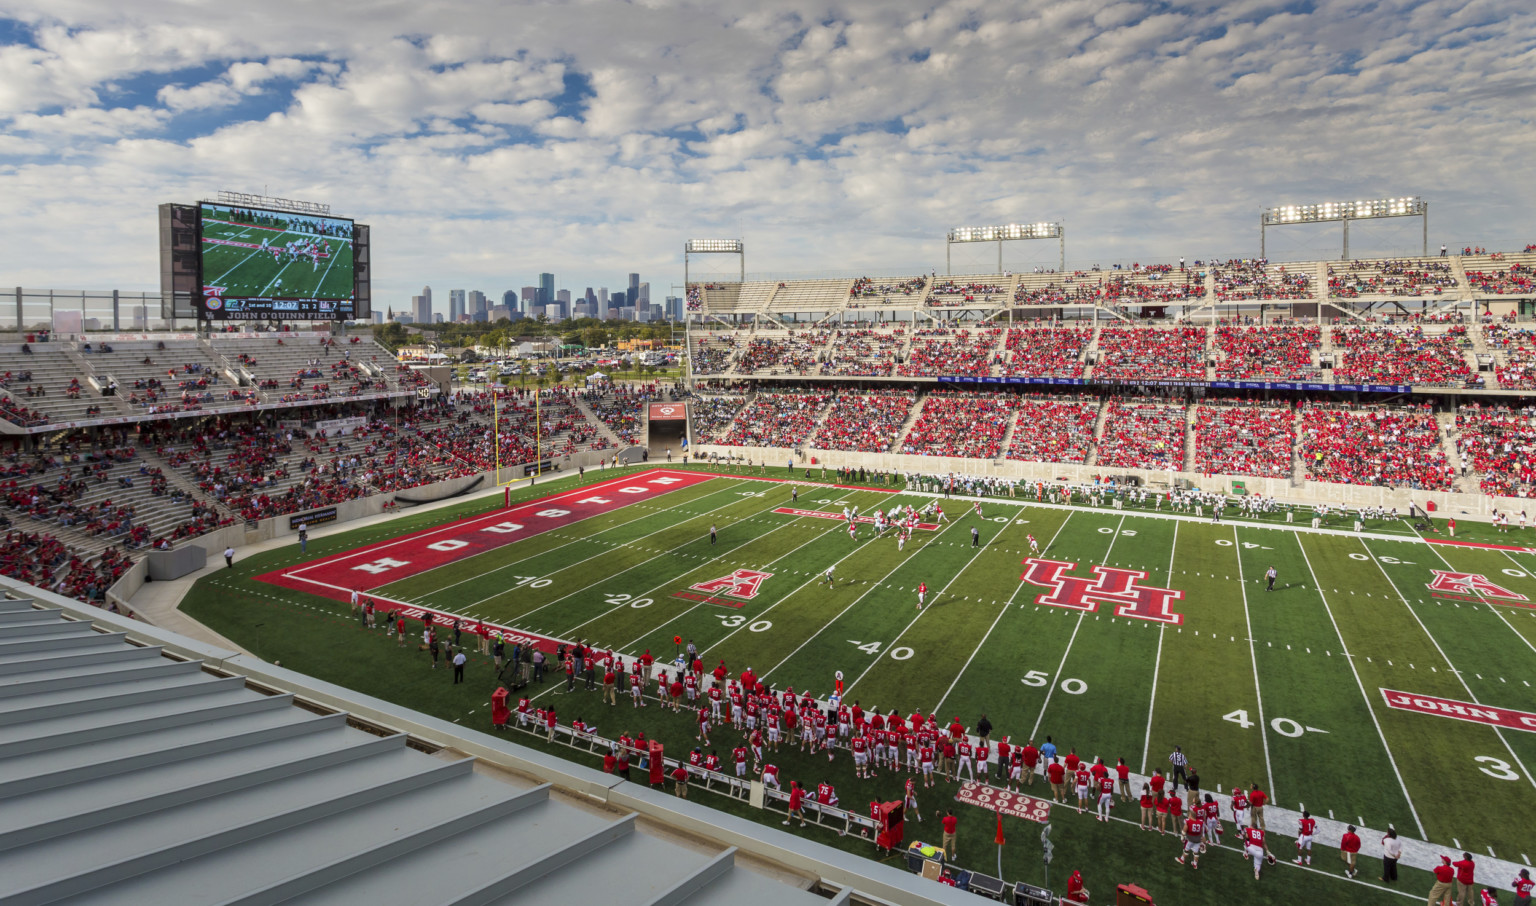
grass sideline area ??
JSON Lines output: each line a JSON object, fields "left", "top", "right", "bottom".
{"left": 183, "top": 464, "right": 1536, "bottom": 904}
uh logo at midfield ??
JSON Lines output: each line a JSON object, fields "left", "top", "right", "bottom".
{"left": 1020, "top": 558, "right": 1185, "bottom": 625}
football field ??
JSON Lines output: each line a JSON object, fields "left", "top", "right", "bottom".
{"left": 200, "top": 216, "right": 353, "bottom": 301}
{"left": 251, "top": 468, "right": 1536, "bottom": 863}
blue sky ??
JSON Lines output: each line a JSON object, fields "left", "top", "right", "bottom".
{"left": 0, "top": 0, "right": 1532, "bottom": 314}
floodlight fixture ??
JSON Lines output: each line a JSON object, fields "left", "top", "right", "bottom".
{"left": 945, "top": 222, "right": 1065, "bottom": 273}
{"left": 685, "top": 238, "right": 744, "bottom": 254}
{"left": 1260, "top": 196, "right": 1427, "bottom": 258}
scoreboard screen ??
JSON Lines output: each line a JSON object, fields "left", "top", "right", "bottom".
{"left": 198, "top": 202, "right": 356, "bottom": 320}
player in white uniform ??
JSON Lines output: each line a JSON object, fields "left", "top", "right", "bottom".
{"left": 1027, "top": 534, "right": 1040, "bottom": 554}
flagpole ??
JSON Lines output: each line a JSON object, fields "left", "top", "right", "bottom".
{"left": 493, "top": 387, "right": 500, "bottom": 485}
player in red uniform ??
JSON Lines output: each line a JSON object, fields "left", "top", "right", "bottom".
{"left": 1095, "top": 774, "right": 1115, "bottom": 822}
{"left": 732, "top": 744, "right": 749, "bottom": 778}
{"left": 1175, "top": 812, "right": 1205, "bottom": 868}
{"left": 916, "top": 582, "right": 927, "bottom": 609}
{"left": 1294, "top": 810, "right": 1317, "bottom": 865}
{"left": 904, "top": 776, "right": 921, "bottom": 821}
{"left": 851, "top": 733, "right": 871, "bottom": 778}
{"left": 1243, "top": 825, "right": 1273, "bottom": 879}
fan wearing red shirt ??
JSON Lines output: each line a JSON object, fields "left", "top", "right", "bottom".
{"left": 1138, "top": 784, "right": 1155, "bottom": 830}
{"left": 1339, "top": 824, "right": 1361, "bottom": 878}
{"left": 1047, "top": 758, "right": 1066, "bottom": 803}
{"left": 1167, "top": 794, "right": 1184, "bottom": 831}
{"left": 1248, "top": 782, "right": 1268, "bottom": 829}
{"left": 784, "top": 781, "right": 806, "bottom": 827}
{"left": 1154, "top": 792, "right": 1171, "bottom": 835}
{"left": 1294, "top": 810, "right": 1317, "bottom": 865}
{"left": 941, "top": 810, "right": 958, "bottom": 861}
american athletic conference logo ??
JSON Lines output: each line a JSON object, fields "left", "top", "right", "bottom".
{"left": 690, "top": 568, "right": 773, "bottom": 600}
{"left": 1426, "top": 570, "right": 1528, "bottom": 603}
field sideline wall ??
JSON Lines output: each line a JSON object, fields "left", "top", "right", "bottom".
{"left": 692, "top": 443, "right": 1517, "bottom": 519}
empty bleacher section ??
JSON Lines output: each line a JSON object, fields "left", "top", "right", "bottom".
{"left": 210, "top": 335, "right": 392, "bottom": 401}
{"left": 720, "top": 390, "right": 832, "bottom": 447}
{"left": 1299, "top": 403, "right": 1452, "bottom": 490}
{"left": 1001, "top": 326, "right": 1090, "bottom": 378}
{"left": 898, "top": 327, "right": 1002, "bottom": 378}
{"left": 1213, "top": 324, "right": 1322, "bottom": 381}
{"left": 735, "top": 331, "right": 830, "bottom": 376}
{"left": 1006, "top": 397, "right": 1099, "bottom": 464}
{"left": 1212, "top": 259, "right": 1312, "bottom": 301}
{"left": 819, "top": 327, "right": 905, "bottom": 377}
{"left": 897, "top": 392, "right": 1014, "bottom": 459}
{"left": 1332, "top": 326, "right": 1473, "bottom": 387}
{"left": 1192, "top": 402, "right": 1295, "bottom": 478}
{"left": 1327, "top": 258, "right": 1459, "bottom": 298}
{"left": 810, "top": 389, "right": 916, "bottom": 452}
{"left": 1095, "top": 400, "right": 1187, "bottom": 470}
{"left": 0, "top": 344, "right": 116, "bottom": 424}
{"left": 1093, "top": 327, "right": 1207, "bottom": 381}
{"left": 767, "top": 278, "right": 851, "bottom": 312}
{"left": 1457, "top": 403, "right": 1536, "bottom": 497}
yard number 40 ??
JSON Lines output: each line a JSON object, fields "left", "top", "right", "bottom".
{"left": 1222, "top": 710, "right": 1326, "bottom": 739}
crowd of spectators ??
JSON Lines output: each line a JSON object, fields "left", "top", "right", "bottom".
{"left": 1006, "top": 397, "right": 1099, "bottom": 464}
{"left": 692, "top": 396, "right": 747, "bottom": 442}
{"left": 735, "top": 333, "right": 828, "bottom": 375}
{"left": 1013, "top": 277, "right": 1097, "bottom": 306}
{"left": 1212, "top": 259, "right": 1311, "bottom": 301}
{"left": 1299, "top": 403, "right": 1451, "bottom": 490}
{"left": 1093, "top": 327, "right": 1207, "bottom": 381}
{"left": 1098, "top": 274, "right": 1203, "bottom": 305}
{"left": 1094, "top": 400, "right": 1187, "bottom": 470}
{"left": 0, "top": 394, "right": 49, "bottom": 427}
{"left": 810, "top": 390, "right": 916, "bottom": 452}
{"left": 720, "top": 391, "right": 832, "bottom": 448}
{"left": 819, "top": 328, "right": 904, "bottom": 377}
{"left": 1001, "top": 326, "right": 1089, "bottom": 378}
{"left": 897, "top": 392, "right": 1014, "bottom": 459}
{"left": 1213, "top": 325, "right": 1321, "bottom": 380}
{"left": 1485, "top": 324, "right": 1536, "bottom": 389}
{"left": 1192, "top": 403, "right": 1295, "bottom": 478}
{"left": 1327, "top": 259, "right": 1458, "bottom": 298}
{"left": 1456, "top": 403, "right": 1536, "bottom": 497}
{"left": 1465, "top": 263, "right": 1534, "bottom": 295}
{"left": 927, "top": 280, "right": 1004, "bottom": 307}
{"left": 692, "top": 335, "right": 738, "bottom": 375}
{"left": 897, "top": 327, "right": 1002, "bottom": 378}
{"left": 852, "top": 276, "right": 924, "bottom": 299}
{"left": 582, "top": 382, "right": 660, "bottom": 445}
{"left": 0, "top": 531, "right": 129, "bottom": 604}
{"left": 1332, "top": 327, "right": 1473, "bottom": 386}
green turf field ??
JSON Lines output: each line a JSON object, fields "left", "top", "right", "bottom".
{"left": 186, "top": 465, "right": 1536, "bottom": 904}
{"left": 201, "top": 214, "right": 354, "bottom": 302}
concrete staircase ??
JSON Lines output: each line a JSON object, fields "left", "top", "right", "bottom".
{"left": 1085, "top": 399, "right": 1111, "bottom": 467}
{"left": 571, "top": 396, "right": 625, "bottom": 447}
{"left": 1437, "top": 409, "right": 1470, "bottom": 492}
{"left": 1291, "top": 407, "right": 1307, "bottom": 487}
{"left": 888, "top": 393, "right": 928, "bottom": 452}
{"left": 1182, "top": 403, "right": 1199, "bottom": 472}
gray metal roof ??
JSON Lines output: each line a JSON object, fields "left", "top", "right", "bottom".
{"left": 0, "top": 589, "right": 971, "bottom": 906}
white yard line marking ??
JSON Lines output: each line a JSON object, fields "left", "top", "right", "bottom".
{"left": 1140, "top": 519, "right": 1177, "bottom": 775}
{"left": 842, "top": 517, "right": 1006, "bottom": 698}
{"left": 1030, "top": 514, "right": 1127, "bottom": 739}
{"left": 1357, "top": 537, "right": 1536, "bottom": 797}
{"left": 1233, "top": 525, "right": 1276, "bottom": 798}
{"left": 930, "top": 509, "right": 1076, "bottom": 715}
{"left": 1294, "top": 534, "right": 1427, "bottom": 837}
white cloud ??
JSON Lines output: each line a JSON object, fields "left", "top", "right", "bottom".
{"left": 0, "top": 0, "right": 1530, "bottom": 302}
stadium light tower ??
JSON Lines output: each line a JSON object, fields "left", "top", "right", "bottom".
{"left": 1261, "top": 196, "right": 1427, "bottom": 260}
{"left": 683, "top": 238, "right": 745, "bottom": 291}
{"left": 946, "top": 223, "right": 1064, "bottom": 275}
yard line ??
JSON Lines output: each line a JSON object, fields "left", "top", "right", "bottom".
{"left": 1294, "top": 535, "right": 1427, "bottom": 837}
{"left": 1139, "top": 519, "right": 1177, "bottom": 775}
{"left": 428, "top": 480, "right": 749, "bottom": 602}
{"left": 1453, "top": 547, "right": 1536, "bottom": 659}
{"left": 1356, "top": 538, "right": 1536, "bottom": 798}
{"left": 843, "top": 515, "right": 1016, "bottom": 699}
{"left": 760, "top": 514, "right": 968, "bottom": 685}
{"left": 494, "top": 490, "right": 824, "bottom": 626}
{"left": 1030, "top": 515, "right": 1127, "bottom": 740}
{"left": 929, "top": 509, "right": 1076, "bottom": 715}
{"left": 701, "top": 495, "right": 926, "bottom": 657}
{"left": 209, "top": 241, "right": 273, "bottom": 287}
{"left": 1233, "top": 525, "right": 1275, "bottom": 799}
{"left": 260, "top": 255, "right": 297, "bottom": 296}
{"left": 314, "top": 235, "right": 343, "bottom": 298}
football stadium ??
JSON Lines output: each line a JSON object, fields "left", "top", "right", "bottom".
{"left": 3, "top": 5, "right": 1534, "bottom": 906}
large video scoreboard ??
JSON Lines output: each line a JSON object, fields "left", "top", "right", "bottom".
{"left": 159, "top": 198, "right": 372, "bottom": 322}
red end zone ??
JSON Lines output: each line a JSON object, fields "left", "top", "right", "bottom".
{"left": 256, "top": 470, "right": 713, "bottom": 601}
